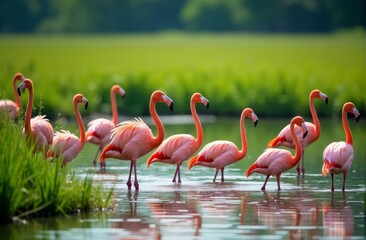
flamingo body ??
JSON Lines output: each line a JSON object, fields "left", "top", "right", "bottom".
{"left": 321, "top": 102, "right": 360, "bottom": 191}
{"left": 0, "top": 73, "right": 24, "bottom": 120}
{"left": 246, "top": 116, "right": 308, "bottom": 191}
{"left": 99, "top": 90, "right": 173, "bottom": 190}
{"left": 47, "top": 94, "right": 88, "bottom": 165}
{"left": 85, "top": 85, "right": 126, "bottom": 166}
{"left": 146, "top": 93, "right": 209, "bottom": 183}
{"left": 188, "top": 108, "right": 258, "bottom": 182}
{"left": 267, "top": 89, "right": 328, "bottom": 175}
{"left": 17, "top": 79, "right": 54, "bottom": 152}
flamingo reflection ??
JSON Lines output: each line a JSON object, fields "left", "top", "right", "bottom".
{"left": 322, "top": 192, "right": 354, "bottom": 238}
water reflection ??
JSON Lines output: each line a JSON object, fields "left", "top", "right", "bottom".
{"left": 322, "top": 192, "right": 354, "bottom": 238}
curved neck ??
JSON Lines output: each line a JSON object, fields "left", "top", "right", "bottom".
{"left": 150, "top": 100, "right": 164, "bottom": 147}
{"left": 12, "top": 77, "right": 21, "bottom": 108}
{"left": 309, "top": 95, "right": 320, "bottom": 139}
{"left": 237, "top": 113, "right": 248, "bottom": 159}
{"left": 74, "top": 101, "right": 85, "bottom": 145}
{"left": 191, "top": 101, "right": 203, "bottom": 146}
{"left": 110, "top": 89, "right": 118, "bottom": 125}
{"left": 24, "top": 85, "right": 33, "bottom": 135}
{"left": 290, "top": 122, "right": 302, "bottom": 165}
{"left": 342, "top": 110, "right": 353, "bottom": 145}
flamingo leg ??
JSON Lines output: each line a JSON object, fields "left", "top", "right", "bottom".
{"left": 221, "top": 168, "right": 224, "bottom": 182}
{"left": 301, "top": 149, "right": 305, "bottom": 175}
{"left": 172, "top": 163, "right": 182, "bottom": 183}
{"left": 330, "top": 173, "right": 334, "bottom": 191}
{"left": 92, "top": 147, "right": 102, "bottom": 166}
{"left": 261, "top": 175, "right": 270, "bottom": 191}
{"left": 213, "top": 170, "right": 219, "bottom": 182}
{"left": 276, "top": 174, "right": 281, "bottom": 191}
{"left": 342, "top": 173, "right": 347, "bottom": 192}
{"left": 127, "top": 160, "right": 133, "bottom": 190}
{"left": 177, "top": 163, "right": 182, "bottom": 183}
{"left": 133, "top": 160, "right": 139, "bottom": 190}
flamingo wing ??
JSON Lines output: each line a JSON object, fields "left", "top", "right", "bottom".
{"left": 0, "top": 100, "right": 19, "bottom": 120}
{"left": 26, "top": 115, "right": 54, "bottom": 151}
{"left": 47, "top": 130, "right": 82, "bottom": 163}
{"left": 322, "top": 141, "right": 353, "bottom": 176}
{"left": 85, "top": 118, "right": 115, "bottom": 145}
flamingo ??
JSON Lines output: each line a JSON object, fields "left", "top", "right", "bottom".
{"left": 0, "top": 73, "right": 24, "bottom": 120}
{"left": 188, "top": 108, "right": 258, "bottom": 182}
{"left": 246, "top": 116, "right": 308, "bottom": 191}
{"left": 322, "top": 102, "right": 360, "bottom": 192}
{"left": 85, "top": 85, "right": 126, "bottom": 167}
{"left": 99, "top": 90, "right": 173, "bottom": 190}
{"left": 146, "top": 93, "right": 209, "bottom": 183}
{"left": 46, "top": 94, "right": 88, "bottom": 165}
{"left": 267, "top": 89, "right": 328, "bottom": 175}
{"left": 17, "top": 79, "right": 54, "bottom": 152}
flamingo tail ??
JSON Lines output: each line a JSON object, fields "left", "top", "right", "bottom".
{"left": 246, "top": 163, "right": 258, "bottom": 177}
{"left": 267, "top": 136, "right": 282, "bottom": 148}
{"left": 187, "top": 156, "right": 199, "bottom": 170}
{"left": 322, "top": 160, "right": 335, "bottom": 177}
{"left": 99, "top": 145, "right": 112, "bottom": 162}
{"left": 146, "top": 152, "right": 159, "bottom": 168}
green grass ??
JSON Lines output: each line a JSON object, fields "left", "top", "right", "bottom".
{"left": 0, "top": 31, "right": 365, "bottom": 119}
{"left": 0, "top": 116, "right": 113, "bottom": 224}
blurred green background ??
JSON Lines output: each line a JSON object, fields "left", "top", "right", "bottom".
{"left": 0, "top": 0, "right": 365, "bottom": 119}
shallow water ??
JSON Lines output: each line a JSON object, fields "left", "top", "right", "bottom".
{"left": 2, "top": 118, "right": 366, "bottom": 239}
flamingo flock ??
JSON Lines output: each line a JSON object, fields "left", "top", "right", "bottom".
{"left": 1, "top": 73, "right": 361, "bottom": 192}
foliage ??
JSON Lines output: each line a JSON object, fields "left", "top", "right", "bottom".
{"left": 0, "top": 118, "right": 113, "bottom": 224}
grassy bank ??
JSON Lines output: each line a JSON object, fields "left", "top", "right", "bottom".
{"left": 0, "top": 31, "right": 364, "bottom": 119}
{"left": 0, "top": 117, "right": 113, "bottom": 224}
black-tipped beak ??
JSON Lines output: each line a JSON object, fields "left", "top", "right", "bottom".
{"left": 325, "top": 97, "right": 328, "bottom": 104}
{"left": 302, "top": 130, "right": 308, "bottom": 139}
{"left": 85, "top": 101, "right": 89, "bottom": 110}
{"left": 122, "top": 94, "right": 126, "bottom": 99}
{"left": 254, "top": 120, "right": 258, "bottom": 127}
{"left": 169, "top": 102, "right": 174, "bottom": 111}
{"left": 17, "top": 87, "right": 21, "bottom": 96}
{"left": 206, "top": 102, "right": 209, "bottom": 109}
{"left": 356, "top": 115, "right": 360, "bottom": 123}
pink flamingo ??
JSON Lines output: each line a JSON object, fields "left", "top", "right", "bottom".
{"left": 85, "top": 85, "right": 126, "bottom": 167}
{"left": 322, "top": 102, "right": 360, "bottom": 191}
{"left": 99, "top": 90, "right": 173, "bottom": 190}
{"left": 188, "top": 108, "right": 258, "bottom": 182}
{"left": 46, "top": 94, "right": 88, "bottom": 165}
{"left": 267, "top": 89, "right": 328, "bottom": 175}
{"left": 246, "top": 116, "right": 308, "bottom": 191}
{"left": 17, "top": 79, "right": 54, "bottom": 152}
{"left": 0, "top": 73, "right": 24, "bottom": 120}
{"left": 146, "top": 93, "right": 209, "bottom": 183}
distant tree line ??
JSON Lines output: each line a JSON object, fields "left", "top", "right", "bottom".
{"left": 0, "top": 0, "right": 365, "bottom": 33}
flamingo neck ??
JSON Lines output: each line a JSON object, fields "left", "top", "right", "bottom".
{"left": 74, "top": 100, "right": 85, "bottom": 145}
{"left": 24, "top": 85, "right": 33, "bottom": 135}
{"left": 290, "top": 121, "right": 302, "bottom": 166}
{"left": 191, "top": 101, "right": 203, "bottom": 146}
{"left": 110, "top": 89, "right": 118, "bottom": 125}
{"left": 309, "top": 94, "right": 320, "bottom": 139}
{"left": 342, "top": 109, "right": 353, "bottom": 145}
{"left": 12, "top": 77, "right": 21, "bottom": 108}
{"left": 150, "top": 100, "right": 164, "bottom": 148}
{"left": 237, "top": 113, "right": 248, "bottom": 159}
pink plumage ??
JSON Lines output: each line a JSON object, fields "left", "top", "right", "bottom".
{"left": 146, "top": 93, "right": 209, "bottom": 183}
{"left": 321, "top": 102, "right": 360, "bottom": 191}
{"left": 85, "top": 85, "right": 126, "bottom": 167}
{"left": 0, "top": 73, "right": 24, "bottom": 120}
{"left": 267, "top": 89, "right": 328, "bottom": 175}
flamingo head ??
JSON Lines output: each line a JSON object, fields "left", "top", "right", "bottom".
{"left": 344, "top": 102, "right": 360, "bottom": 123}
{"left": 17, "top": 79, "right": 33, "bottom": 96}
{"left": 112, "top": 85, "right": 127, "bottom": 99}
{"left": 13, "top": 72, "right": 25, "bottom": 82}
{"left": 243, "top": 108, "right": 259, "bottom": 127}
{"left": 152, "top": 90, "right": 174, "bottom": 111}
{"left": 192, "top": 93, "right": 209, "bottom": 109}
{"left": 292, "top": 116, "right": 308, "bottom": 138}
{"left": 312, "top": 89, "right": 328, "bottom": 104}
{"left": 74, "top": 94, "right": 89, "bottom": 110}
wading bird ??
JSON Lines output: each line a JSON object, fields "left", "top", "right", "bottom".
{"left": 17, "top": 79, "right": 54, "bottom": 152}
{"left": 99, "top": 90, "right": 173, "bottom": 190}
{"left": 47, "top": 94, "right": 88, "bottom": 165}
{"left": 147, "top": 93, "right": 209, "bottom": 183}
{"left": 0, "top": 73, "right": 24, "bottom": 120}
{"left": 85, "top": 85, "right": 126, "bottom": 167}
{"left": 246, "top": 116, "right": 308, "bottom": 191}
{"left": 322, "top": 102, "right": 360, "bottom": 191}
{"left": 267, "top": 89, "right": 328, "bottom": 175}
{"left": 188, "top": 108, "right": 258, "bottom": 182}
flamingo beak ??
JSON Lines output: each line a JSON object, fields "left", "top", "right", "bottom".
{"left": 325, "top": 97, "right": 328, "bottom": 104}
{"left": 17, "top": 87, "right": 22, "bottom": 96}
{"left": 254, "top": 120, "right": 258, "bottom": 127}
{"left": 85, "top": 101, "right": 89, "bottom": 110}
{"left": 356, "top": 115, "right": 360, "bottom": 123}
{"left": 169, "top": 102, "right": 174, "bottom": 111}
{"left": 122, "top": 93, "right": 126, "bottom": 99}
{"left": 205, "top": 102, "right": 210, "bottom": 109}
{"left": 302, "top": 130, "right": 308, "bottom": 139}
